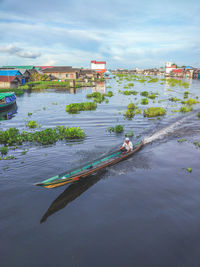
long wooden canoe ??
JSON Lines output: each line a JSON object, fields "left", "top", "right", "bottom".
{"left": 36, "top": 141, "right": 143, "bottom": 189}
{"left": 0, "top": 92, "right": 16, "bottom": 109}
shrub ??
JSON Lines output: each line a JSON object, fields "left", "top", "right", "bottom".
{"left": 144, "top": 107, "right": 166, "bottom": 117}
{"left": 0, "top": 146, "right": 8, "bottom": 155}
{"left": 26, "top": 121, "right": 38, "bottom": 128}
{"left": 66, "top": 102, "right": 97, "bottom": 113}
{"left": 141, "top": 98, "right": 149, "bottom": 105}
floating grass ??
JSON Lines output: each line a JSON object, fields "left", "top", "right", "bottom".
{"left": 144, "top": 107, "right": 166, "bottom": 117}
{"left": 66, "top": 102, "right": 97, "bottom": 113}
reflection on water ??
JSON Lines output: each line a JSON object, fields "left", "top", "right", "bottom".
{"left": 93, "top": 81, "right": 106, "bottom": 94}
{"left": 40, "top": 170, "right": 107, "bottom": 223}
{"left": 0, "top": 103, "right": 18, "bottom": 121}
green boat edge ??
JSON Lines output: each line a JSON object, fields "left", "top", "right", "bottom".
{"left": 35, "top": 141, "right": 143, "bottom": 188}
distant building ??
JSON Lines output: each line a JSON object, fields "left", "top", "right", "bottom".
{"left": 0, "top": 76, "right": 21, "bottom": 89}
{"left": 42, "top": 66, "right": 81, "bottom": 80}
{"left": 91, "top": 60, "right": 106, "bottom": 74}
{"left": 165, "top": 62, "right": 177, "bottom": 74}
{"left": 1, "top": 65, "right": 35, "bottom": 70}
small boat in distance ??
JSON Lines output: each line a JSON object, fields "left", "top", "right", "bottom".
{"left": 0, "top": 92, "right": 16, "bottom": 109}
{"left": 36, "top": 141, "right": 143, "bottom": 189}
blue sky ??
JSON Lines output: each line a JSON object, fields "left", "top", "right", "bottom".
{"left": 0, "top": 0, "right": 200, "bottom": 68}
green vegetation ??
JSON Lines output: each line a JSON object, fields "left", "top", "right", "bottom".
{"left": 108, "top": 125, "right": 124, "bottom": 133}
{"left": 181, "top": 98, "right": 199, "bottom": 105}
{"left": 27, "top": 80, "right": 70, "bottom": 89}
{"left": 148, "top": 78, "right": 159, "bottom": 83}
{"left": 66, "top": 102, "right": 97, "bottom": 113}
{"left": 124, "top": 109, "right": 134, "bottom": 119}
{"left": 86, "top": 91, "right": 113, "bottom": 103}
{"left": 0, "top": 126, "right": 85, "bottom": 146}
{"left": 0, "top": 146, "right": 8, "bottom": 155}
{"left": 184, "top": 91, "right": 189, "bottom": 98}
{"left": 169, "top": 97, "right": 180, "bottom": 102}
{"left": 125, "top": 131, "right": 134, "bottom": 137}
{"left": 148, "top": 93, "right": 157, "bottom": 99}
{"left": 127, "top": 103, "right": 136, "bottom": 109}
{"left": 177, "top": 138, "right": 186, "bottom": 143}
{"left": 119, "top": 90, "right": 138, "bottom": 95}
{"left": 0, "top": 155, "right": 15, "bottom": 160}
{"left": 166, "top": 78, "right": 190, "bottom": 88}
{"left": 127, "top": 83, "right": 134, "bottom": 87}
{"left": 179, "top": 106, "right": 193, "bottom": 113}
{"left": 141, "top": 98, "right": 149, "bottom": 105}
{"left": 194, "top": 141, "right": 200, "bottom": 147}
{"left": 0, "top": 88, "right": 24, "bottom": 95}
{"left": 144, "top": 107, "right": 166, "bottom": 117}
{"left": 26, "top": 121, "right": 38, "bottom": 129}
{"left": 135, "top": 108, "right": 142, "bottom": 114}
{"left": 140, "top": 91, "right": 148, "bottom": 97}
{"left": 197, "top": 112, "right": 200, "bottom": 118}
{"left": 187, "top": 167, "right": 192, "bottom": 173}
{"left": 28, "top": 112, "right": 33, "bottom": 116}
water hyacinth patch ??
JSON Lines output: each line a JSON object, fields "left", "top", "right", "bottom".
{"left": 125, "top": 131, "right": 134, "bottom": 137}
{"left": 179, "top": 106, "right": 193, "bottom": 113}
{"left": 0, "top": 146, "right": 8, "bottom": 155}
{"left": 169, "top": 97, "right": 180, "bottom": 102}
{"left": 127, "top": 103, "right": 136, "bottom": 109}
{"left": 108, "top": 125, "right": 124, "bottom": 133}
{"left": 26, "top": 121, "right": 38, "bottom": 128}
{"left": 140, "top": 91, "right": 149, "bottom": 97}
{"left": 197, "top": 112, "right": 200, "bottom": 118}
{"left": 148, "top": 94, "right": 157, "bottom": 99}
{"left": 143, "top": 107, "right": 166, "bottom": 117}
{"left": 66, "top": 102, "right": 97, "bottom": 113}
{"left": 119, "top": 90, "right": 138, "bottom": 95}
{"left": 141, "top": 98, "right": 149, "bottom": 105}
{"left": 182, "top": 98, "right": 199, "bottom": 105}
{"left": 124, "top": 109, "right": 134, "bottom": 119}
{"left": 193, "top": 141, "right": 200, "bottom": 147}
{"left": 0, "top": 126, "right": 85, "bottom": 146}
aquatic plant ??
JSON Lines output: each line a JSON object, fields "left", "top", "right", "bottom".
{"left": 108, "top": 125, "right": 124, "bottom": 133}
{"left": 148, "top": 94, "right": 157, "bottom": 99}
{"left": 66, "top": 102, "right": 97, "bottom": 113}
{"left": 28, "top": 112, "right": 33, "bottom": 116}
{"left": 197, "top": 112, "right": 200, "bottom": 118}
{"left": 125, "top": 131, "right": 134, "bottom": 137}
{"left": 0, "top": 126, "right": 85, "bottom": 147}
{"left": 140, "top": 91, "right": 148, "bottom": 97}
{"left": 184, "top": 91, "right": 189, "bottom": 98}
{"left": 124, "top": 109, "right": 134, "bottom": 119}
{"left": 148, "top": 78, "right": 159, "bottom": 83}
{"left": 135, "top": 108, "right": 142, "bottom": 114}
{"left": 143, "top": 107, "right": 166, "bottom": 117}
{"left": 26, "top": 121, "right": 38, "bottom": 129}
{"left": 127, "top": 103, "right": 136, "bottom": 109}
{"left": 187, "top": 167, "right": 192, "bottom": 173}
{"left": 193, "top": 140, "right": 200, "bottom": 147}
{"left": 105, "top": 91, "right": 114, "bottom": 97}
{"left": 141, "top": 98, "right": 149, "bottom": 105}
{"left": 169, "top": 97, "right": 180, "bottom": 102}
{"left": 127, "top": 83, "right": 134, "bottom": 87}
{"left": 182, "top": 98, "right": 199, "bottom": 105}
{"left": 0, "top": 155, "right": 15, "bottom": 160}
{"left": 119, "top": 90, "right": 138, "bottom": 95}
{"left": 177, "top": 138, "right": 186, "bottom": 143}
{"left": 0, "top": 146, "right": 8, "bottom": 155}
{"left": 179, "top": 106, "right": 193, "bottom": 113}
{"left": 0, "top": 88, "right": 24, "bottom": 95}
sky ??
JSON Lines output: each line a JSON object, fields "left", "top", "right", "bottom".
{"left": 0, "top": 0, "right": 200, "bottom": 69}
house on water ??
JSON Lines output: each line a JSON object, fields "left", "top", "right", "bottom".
{"left": 0, "top": 76, "right": 21, "bottom": 89}
{"left": 42, "top": 67, "right": 81, "bottom": 80}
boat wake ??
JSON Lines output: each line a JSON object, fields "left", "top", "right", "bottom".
{"left": 143, "top": 113, "right": 195, "bottom": 145}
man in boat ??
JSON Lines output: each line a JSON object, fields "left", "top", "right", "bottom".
{"left": 119, "top": 137, "right": 133, "bottom": 153}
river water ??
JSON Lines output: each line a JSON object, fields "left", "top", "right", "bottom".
{"left": 1, "top": 77, "right": 200, "bottom": 267}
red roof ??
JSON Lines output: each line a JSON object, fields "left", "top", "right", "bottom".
{"left": 0, "top": 76, "right": 19, "bottom": 82}
{"left": 35, "top": 66, "right": 54, "bottom": 70}
{"left": 91, "top": 60, "right": 106, "bottom": 64}
{"left": 166, "top": 65, "right": 176, "bottom": 68}
{"left": 172, "top": 69, "right": 184, "bottom": 73}
{"left": 95, "top": 69, "right": 107, "bottom": 73}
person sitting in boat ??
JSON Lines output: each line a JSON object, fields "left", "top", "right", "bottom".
{"left": 119, "top": 137, "right": 133, "bottom": 153}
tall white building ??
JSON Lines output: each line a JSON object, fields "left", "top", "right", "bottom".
{"left": 165, "top": 62, "right": 176, "bottom": 74}
{"left": 91, "top": 60, "right": 106, "bottom": 73}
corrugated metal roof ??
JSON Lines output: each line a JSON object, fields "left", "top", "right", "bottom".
{"left": 0, "top": 76, "right": 20, "bottom": 82}
{"left": 42, "top": 67, "right": 80, "bottom": 73}
{"left": 2, "top": 65, "right": 35, "bottom": 69}
{"left": 0, "top": 70, "right": 22, "bottom": 76}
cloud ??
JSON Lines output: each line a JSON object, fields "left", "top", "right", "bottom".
{"left": 15, "top": 51, "right": 41, "bottom": 59}
{"left": 0, "top": 44, "right": 41, "bottom": 59}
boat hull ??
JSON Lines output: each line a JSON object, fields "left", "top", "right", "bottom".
{"left": 0, "top": 100, "right": 16, "bottom": 110}
{"left": 36, "top": 142, "right": 143, "bottom": 189}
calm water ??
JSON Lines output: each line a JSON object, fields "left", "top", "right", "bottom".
{"left": 1, "top": 77, "right": 200, "bottom": 267}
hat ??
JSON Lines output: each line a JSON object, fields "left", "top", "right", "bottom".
{"left": 125, "top": 137, "right": 129, "bottom": 141}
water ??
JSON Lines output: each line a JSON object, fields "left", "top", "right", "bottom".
{"left": 1, "top": 78, "right": 200, "bottom": 267}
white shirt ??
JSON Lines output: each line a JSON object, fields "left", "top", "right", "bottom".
{"left": 122, "top": 141, "right": 133, "bottom": 151}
